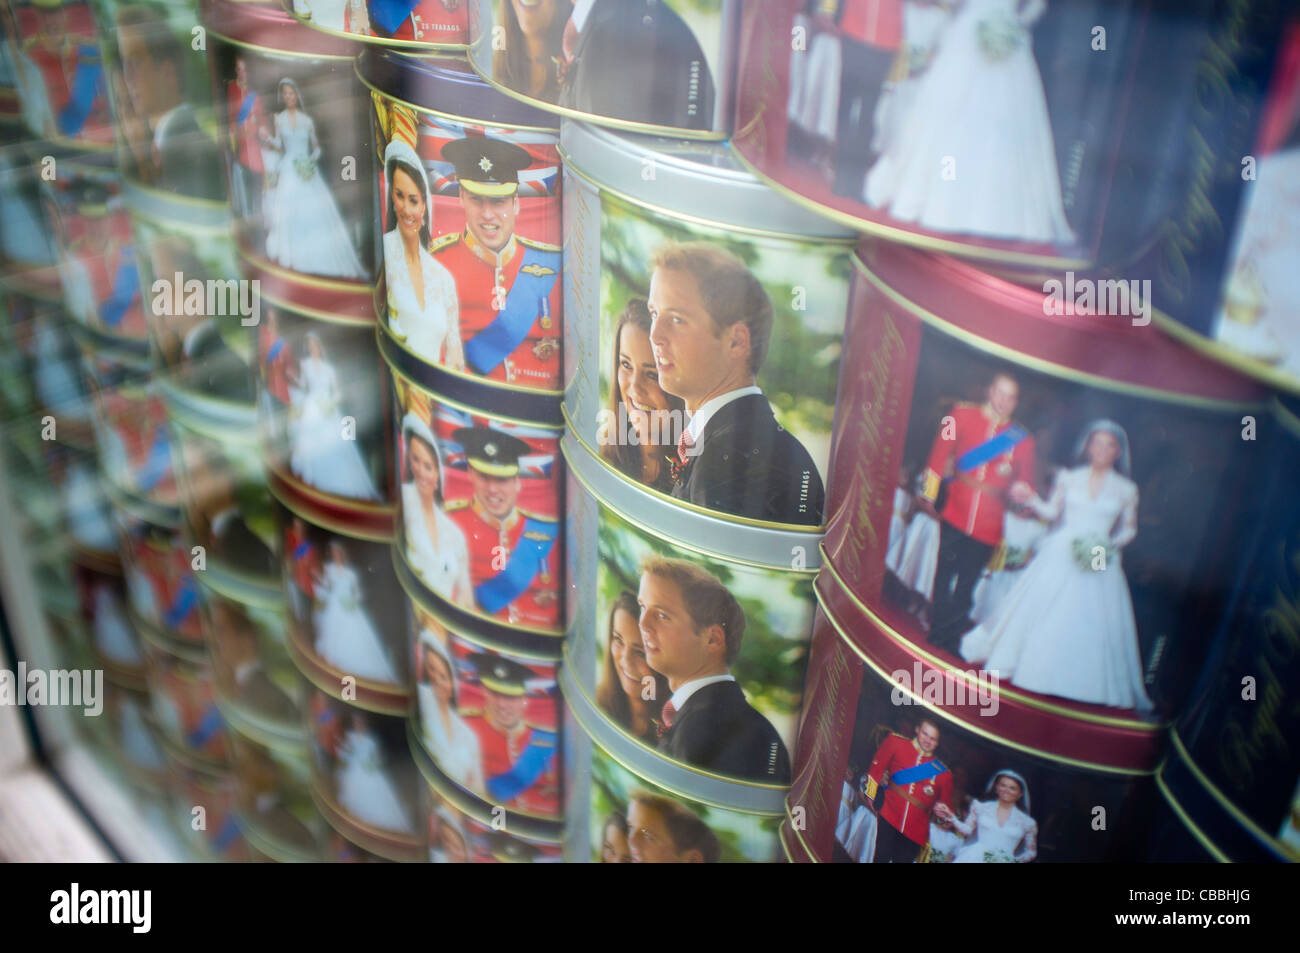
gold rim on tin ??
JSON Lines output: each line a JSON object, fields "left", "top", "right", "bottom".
{"left": 783, "top": 797, "right": 821, "bottom": 863}
{"left": 387, "top": 356, "right": 561, "bottom": 429}
{"left": 236, "top": 811, "right": 323, "bottom": 863}
{"left": 1152, "top": 762, "right": 1231, "bottom": 863}
{"left": 267, "top": 464, "right": 398, "bottom": 534}
{"left": 853, "top": 255, "right": 1267, "bottom": 411}
{"left": 204, "top": 27, "right": 357, "bottom": 61}
{"left": 237, "top": 246, "right": 375, "bottom": 295}
{"left": 254, "top": 283, "right": 376, "bottom": 328}
{"left": 561, "top": 404, "right": 828, "bottom": 535}
{"left": 1149, "top": 308, "right": 1300, "bottom": 398}
{"left": 213, "top": 686, "right": 306, "bottom": 753}
{"left": 354, "top": 64, "right": 559, "bottom": 134}
{"left": 310, "top": 781, "right": 424, "bottom": 860}
{"left": 816, "top": 583, "right": 1154, "bottom": 776}
{"left": 376, "top": 318, "right": 564, "bottom": 398}
{"left": 286, "top": 616, "right": 412, "bottom": 714}
{"left": 818, "top": 550, "right": 1167, "bottom": 732}
{"left": 193, "top": 562, "right": 285, "bottom": 612}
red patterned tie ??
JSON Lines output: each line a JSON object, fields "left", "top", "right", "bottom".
{"left": 656, "top": 699, "right": 677, "bottom": 738}
{"left": 669, "top": 430, "right": 695, "bottom": 483}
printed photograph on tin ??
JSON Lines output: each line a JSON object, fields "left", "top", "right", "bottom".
{"left": 6, "top": 292, "right": 93, "bottom": 427}
{"left": 229, "top": 731, "right": 324, "bottom": 857}
{"left": 114, "top": 507, "right": 203, "bottom": 643}
{"left": 374, "top": 104, "right": 562, "bottom": 391}
{"left": 423, "top": 781, "right": 562, "bottom": 862}
{"left": 85, "top": 367, "right": 178, "bottom": 506}
{"left": 469, "top": 0, "right": 724, "bottom": 133}
{"left": 47, "top": 444, "right": 117, "bottom": 556}
{"left": 413, "top": 610, "right": 561, "bottom": 821}
{"left": 392, "top": 374, "right": 562, "bottom": 631}
{"left": 277, "top": 502, "right": 408, "bottom": 688}
{"left": 103, "top": 684, "right": 167, "bottom": 779}
{"left": 258, "top": 304, "right": 391, "bottom": 504}
{"left": 209, "top": 38, "right": 374, "bottom": 280}
{"left": 307, "top": 689, "right": 422, "bottom": 837}
{"left": 75, "top": 562, "right": 145, "bottom": 674}
{"left": 587, "top": 742, "right": 781, "bottom": 862}
{"left": 876, "top": 323, "right": 1251, "bottom": 719}
{"left": 142, "top": 637, "right": 228, "bottom": 762}
{"left": 594, "top": 505, "right": 809, "bottom": 785}
{"left": 203, "top": 587, "right": 301, "bottom": 730}
{"left": 291, "top": 0, "right": 468, "bottom": 45}
{"left": 165, "top": 758, "right": 249, "bottom": 860}
{"left": 92, "top": 0, "right": 226, "bottom": 200}
{"left": 594, "top": 195, "right": 848, "bottom": 526}
{"left": 767, "top": 0, "right": 1142, "bottom": 258}
{"left": 132, "top": 215, "right": 253, "bottom": 404}
{"left": 3, "top": 0, "right": 114, "bottom": 147}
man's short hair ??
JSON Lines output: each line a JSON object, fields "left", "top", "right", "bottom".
{"left": 641, "top": 555, "right": 746, "bottom": 665}
{"left": 916, "top": 717, "right": 941, "bottom": 738}
{"left": 116, "top": 4, "right": 185, "bottom": 75}
{"left": 650, "top": 242, "right": 774, "bottom": 375}
{"left": 628, "top": 791, "right": 721, "bottom": 863}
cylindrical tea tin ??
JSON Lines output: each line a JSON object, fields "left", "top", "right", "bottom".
{"left": 288, "top": 0, "right": 468, "bottom": 48}
{"left": 141, "top": 617, "right": 230, "bottom": 765}
{"left": 562, "top": 666, "right": 783, "bottom": 863}
{"left": 419, "top": 770, "right": 562, "bottom": 863}
{"left": 5, "top": 284, "right": 96, "bottom": 448}
{"left": 386, "top": 359, "right": 563, "bottom": 639}
{"left": 404, "top": 581, "right": 563, "bottom": 825}
{"left": 560, "top": 121, "right": 855, "bottom": 530}
{"left": 784, "top": 602, "right": 1157, "bottom": 863}
{"left": 76, "top": 560, "right": 148, "bottom": 687}
{"left": 304, "top": 682, "right": 424, "bottom": 862}
{"left": 272, "top": 471, "right": 409, "bottom": 712}
{"left": 202, "top": 0, "right": 377, "bottom": 290}
{"left": 820, "top": 239, "right": 1267, "bottom": 752}
{"left": 110, "top": 481, "right": 203, "bottom": 645}
{"left": 48, "top": 440, "right": 119, "bottom": 567}
{"left": 101, "top": 678, "right": 170, "bottom": 791}
{"left": 226, "top": 710, "right": 327, "bottom": 862}
{"left": 162, "top": 741, "right": 250, "bottom": 861}
{"left": 466, "top": 0, "right": 736, "bottom": 139}
{"left": 0, "top": 139, "right": 59, "bottom": 271}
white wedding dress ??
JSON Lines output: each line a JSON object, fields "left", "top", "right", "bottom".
{"left": 971, "top": 510, "right": 1048, "bottom": 622}
{"left": 288, "top": 356, "right": 380, "bottom": 500}
{"left": 64, "top": 462, "right": 117, "bottom": 552}
{"left": 835, "top": 780, "right": 878, "bottom": 863}
{"left": 863, "top": 0, "right": 1075, "bottom": 245}
{"left": 334, "top": 729, "right": 415, "bottom": 833}
{"left": 418, "top": 683, "right": 487, "bottom": 797}
{"left": 950, "top": 799, "right": 1038, "bottom": 863}
{"left": 313, "top": 561, "right": 400, "bottom": 684}
{"left": 960, "top": 466, "right": 1153, "bottom": 711}
{"left": 263, "top": 110, "right": 365, "bottom": 279}
{"left": 384, "top": 229, "right": 462, "bottom": 367}
{"left": 402, "top": 482, "right": 473, "bottom": 606}
{"left": 93, "top": 584, "right": 142, "bottom": 665}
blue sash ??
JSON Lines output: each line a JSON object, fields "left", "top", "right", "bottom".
{"left": 474, "top": 517, "right": 557, "bottom": 615}
{"left": 888, "top": 760, "right": 948, "bottom": 787}
{"left": 98, "top": 250, "right": 139, "bottom": 327}
{"left": 136, "top": 427, "right": 171, "bottom": 491}
{"left": 955, "top": 425, "right": 1028, "bottom": 473}
{"left": 266, "top": 337, "right": 286, "bottom": 361}
{"left": 186, "top": 703, "right": 224, "bottom": 748}
{"left": 486, "top": 728, "right": 557, "bottom": 803}
{"left": 214, "top": 814, "right": 242, "bottom": 851}
{"left": 464, "top": 246, "right": 559, "bottom": 374}
{"left": 369, "top": 0, "right": 420, "bottom": 34}
{"left": 56, "top": 45, "right": 102, "bottom": 136}
{"left": 163, "top": 575, "right": 199, "bottom": 629}
{"left": 237, "top": 90, "right": 257, "bottom": 125}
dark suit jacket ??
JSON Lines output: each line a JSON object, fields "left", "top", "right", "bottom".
{"left": 156, "top": 104, "right": 226, "bottom": 201}
{"left": 672, "top": 393, "right": 825, "bottom": 525}
{"left": 659, "top": 679, "right": 791, "bottom": 783}
{"left": 558, "top": 0, "right": 715, "bottom": 130}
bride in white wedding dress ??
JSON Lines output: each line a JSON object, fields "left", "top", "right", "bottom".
{"left": 941, "top": 770, "right": 1038, "bottom": 863}
{"left": 287, "top": 332, "right": 381, "bottom": 500}
{"left": 960, "top": 420, "right": 1153, "bottom": 711}
{"left": 334, "top": 713, "right": 416, "bottom": 833}
{"left": 863, "top": 0, "right": 1075, "bottom": 245}
{"left": 262, "top": 79, "right": 365, "bottom": 279}
{"left": 313, "top": 541, "right": 400, "bottom": 684}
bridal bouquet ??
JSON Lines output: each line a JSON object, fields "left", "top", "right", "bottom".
{"left": 1071, "top": 535, "right": 1114, "bottom": 571}
{"left": 983, "top": 849, "right": 1017, "bottom": 863}
{"left": 294, "top": 156, "right": 317, "bottom": 181}
{"left": 976, "top": 12, "right": 1025, "bottom": 62}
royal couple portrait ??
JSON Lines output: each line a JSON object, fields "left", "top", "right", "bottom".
{"left": 596, "top": 557, "right": 791, "bottom": 784}
{"left": 314, "top": 701, "right": 418, "bottom": 835}
{"left": 838, "top": 717, "right": 1037, "bottom": 863}
{"left": 400, "top": 409, "right": 559, "bottom": 629}
{"left": 598, "top": 793, "right": 721, "bottom": 863}
{"left": 225, "top": 58, "right": 365, "bottom": 279}
{"left": 885, "top": 369, "right": 1151, "bottom": 712}
{"left": 787, "top": 0, "right": 1074, "bottom": 245}
{"left": 600, "top": 244, "right": 825, "bottom": 526}
{"left": 416, "top": 630, "right": 560, "bottom": 819}
{"left": 259, "top": 310, "right": 382, "bottom": 502}
{"left": 490, "top": 0, "right": 715, "bottom": 130}
{"left": 383, "top": 135, "right": 562, "bottom": 391}
{"left": 295, "top": 0, "right": 466, "bottom": 42}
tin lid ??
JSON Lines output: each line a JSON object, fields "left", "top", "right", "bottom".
{"left": 159, "top": 374, "right": 259, "bottom": 436}
{"left": 268, "top": 469, "right": 395, "bottom": 544}
{"left": 201, "top": 0, "right": 356, "bottom": 56}
{"left": 357, "top": 48, "right": 558, "bottom": 131}
{"left": 560, "top": 121, "right": 856, "bottom": 240}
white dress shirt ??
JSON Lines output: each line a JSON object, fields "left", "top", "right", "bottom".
{"left": 685, "top": 385, "right": 763, "bottom": 444}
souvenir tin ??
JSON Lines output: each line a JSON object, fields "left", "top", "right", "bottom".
{"left": 110, "top": 481, "right": 203, "bottom": 644}
{"left": 203, "top": 0, "right": 377, "bottom": 290}
{"left": 2, "top": 433, "right": 73, "bottom": 568}
{"left": 564, "top": 433, "right": 813, "bottom": 798}
{"left": 45, "top": 440, "right": 118, "bottom": 566}
{"left": 387, "top": 360, "right": 563, "bottom": 640}
{"left": 162, "top": 742, "right": 250, "bottom": 861}
{"left": 561, "top": 121, "right": 854, "bottom": 530}
{"left": 1156, "top": 397, "right": 1300, "bottom": 863}
{"left": 4, "top": 0, "right": 114, "bottom": 149}
{"left": 361, "top": 49, "right": 563, "bottom": 395}
{"left": 0, "top": 140, "right": 59, "bottom": 270}
{"left": 76, "top": 560, "right": 148, "bottom": 686}
{"left": 327, "top": 828, "right": 391, "bottom": 862}
{"left": 784, "top": 603, "right": 1157, "bottom": 863}
{"left": 288, "top": 0, "right": 468, "bottom": 48}
{"left": 201, "top": 569, "right": 305, "bottom": 746}
{"left": 141, "top": 617, "right": 231, "bottom": 765}
{"left": 163, "top": 380, "right": 279, "bottom": 592}
{"left": 420, "top": 772, "right": 562, "bottom": 863}
{"left": 101, "top": 678, "right": 170, "bottom": 790}
{"left": 467, "top": 0, "right": 735, "bottom": 139}
{"left": 562, "top": 667, "right": 783, "bottom": 863}
{"left": 226, "top": 713, "right": 327, "bottom": 862}
{"left": 90, "top": 0, "right": 229, "bottom": 204}
{"left": 257, "top": 294, "right": 394, "bottom": 510}
{"left": 305, "top": 684, "right": 424, "bottom": 861}
{"left": 272, "top": 472, "right": 408, "bottom": 712}
{"left": 820, "top": 240, "right": 1267, "bottom": 748}
{"left": 5, "top": 286, "right": 95, "bottom": 448}
{"left": 1144, "top": 782, "right": 1219, "bottom": 863}
{"left": 404, "top": 582, "right": 563, "bottom": 824}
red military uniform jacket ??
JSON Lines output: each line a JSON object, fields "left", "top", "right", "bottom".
{"left": 432, "top": 231, "right": 562, "bottom": 391}
{"left": 920, "top": 402, "right": 1036, "bottom": 547}
{"left": 258, "top": 324, "right": 292, "bottom": 405}
{"left": 446, "top": 499, "right": 560, "bottom": 630}
{"left": 285, "top": 526, "right": 320, "bottom": 598}
{"left": 866, "top": 732, "right": 953, "bottom": 846}
{"left": 226, "top": 82, "right": 266, "bottom": 173}
{"left": 838, "top": 0, "right": 903, "bottom": 49}
{"left": 468, "top": 717, "right": 560, "bottom": 818}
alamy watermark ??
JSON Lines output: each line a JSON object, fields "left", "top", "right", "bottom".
{"left": 890, "top": 662, "right": 1000, "bottom": 716}
{"left": 151, "top": 274, "right": 261, "bottom": 326}
{"left": 0, "top": 664, "right": 103, "bottom": 716}
{"left": 595, "top": 404, "right": 700, "bottom": 455}
{"left": 1042, "top": 272, "right": 1150, "bottom": 326}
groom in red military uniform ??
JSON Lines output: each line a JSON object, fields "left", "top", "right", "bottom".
{"left": 432, "top": 137, "right": 562, "bottom": 391}
{"left": 464, "top": 653, "right": 558, "bottom": 818}
{"left": 226, "top": 56, "right": 268, "bottom": 223}
{"left": 918, "top": 371, "right": 1037, "bottom": 654}
{"left": 863, "top": 717, "right": 952, "bottom": 863}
